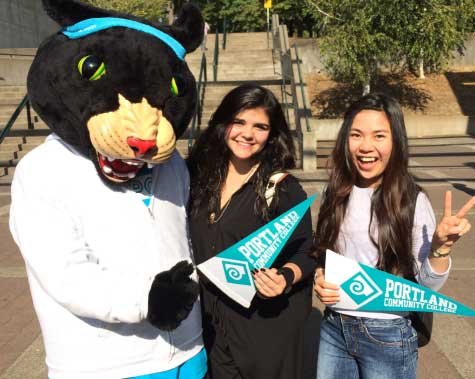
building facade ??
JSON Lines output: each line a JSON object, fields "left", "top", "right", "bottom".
{"left": 0, "top": 0, "right": 57, "bottom": 48}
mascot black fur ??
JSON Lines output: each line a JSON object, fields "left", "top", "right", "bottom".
{"left": 9, "top": 1, "right": 207, "bottom": 378}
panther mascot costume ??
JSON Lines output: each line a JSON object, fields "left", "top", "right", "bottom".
{"left": 9, "top": 1, "right": 206, "bottom": 378}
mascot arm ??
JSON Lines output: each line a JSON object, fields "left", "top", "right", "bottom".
{"left": 10, "top": 176, "right": 153, "bottom": 324}
{"left": 145, "top": 168, "right": 199, "bottom": 331}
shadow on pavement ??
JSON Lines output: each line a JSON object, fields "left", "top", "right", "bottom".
{"left": 444, "top": 71, "right": 475, "bottom": 116}
{"left": 311, "top": 72, "right": 432, "bottom": 118}
{"left": 451, "top": 182, "right": 475, "bottom": 196}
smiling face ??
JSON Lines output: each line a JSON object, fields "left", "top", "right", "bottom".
{"left": 225, "top": 107, "right": 271, "bottom": 165}
{"left": 348, "top": 109, "right": 393, "bottom": 188}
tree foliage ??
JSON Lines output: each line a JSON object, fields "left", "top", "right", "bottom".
{"left": 194, "top": 0, "right": 319, "bottom": 34}
{"left": 306, "top": 0, "right": 475, "bottom": 92}
{"left": 194, "top": 0, "right": 266, "bottom": 32}
{"left": 307, "top": 0, "right": 396, "bottom": 92}
{"left": 384, "top": 0, "right": 474, "bottom": 76}
{"left": 83, "top": 0, "right": 169, "bottom": 22}
{"left": 272, "top": 0, "right": 318, "bottom": 37}
{"left": 221, "top": 0, "right": 266, "bottom": 32}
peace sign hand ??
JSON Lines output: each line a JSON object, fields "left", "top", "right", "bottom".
{"left": 432, "top": 191, "right": 475, "bottom": 253}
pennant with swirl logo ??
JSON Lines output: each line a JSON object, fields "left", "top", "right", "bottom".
{"left": 197, "top": 195, "right": 317, "bottom": 308}
{"left": 325, "top": 250, "right": 475, "bottom": 317}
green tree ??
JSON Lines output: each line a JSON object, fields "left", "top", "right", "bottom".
{"left": 307, "top": 0, "right": 475, "bottom": 93}
{"left": 384, "top": 0, "right": 474, "bottom": 79}
{"left": 221, "top": 0, "right": 266, "bottom": 32}
{"left": 193, "top": 0, "right": 223, "bottom": 32}
{"left": 83, "top": 0, "right": 168, "bottom": 22}
{"left": 273, "top": 0, "right": 317, "bottom": 37}
{"left": 194, "top": 0, "right": 266, "bottom": 32}
{"left": 307, "top": 0, "right": 396, "bottom": 94}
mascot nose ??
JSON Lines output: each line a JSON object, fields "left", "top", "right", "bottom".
{"left": 127, "top": 137, "right": 156, "bottom": 157}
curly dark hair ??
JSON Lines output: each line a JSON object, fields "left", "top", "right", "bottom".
{"left": 187, "top": 84, "right": 295, "bottom": 221}
{"left": 314, "top": 93, "right": 421, "bottom": 279}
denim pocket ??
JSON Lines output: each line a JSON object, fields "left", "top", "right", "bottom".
{"left": 362, "top": 323, "right": 404, "bottom": 347}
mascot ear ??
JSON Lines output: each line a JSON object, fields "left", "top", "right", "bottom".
{"left": 165, "top": 3, "right": 204, "bottom": 53}
{"left": 42, "top": 0, "right": 115, "bottom": 27}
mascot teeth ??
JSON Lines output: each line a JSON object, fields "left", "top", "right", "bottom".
{"left": 97, "top": 153, "right": 145, "bottom": 182}
{"left": 124, "top": 160, "right": 141, "bottom": 166}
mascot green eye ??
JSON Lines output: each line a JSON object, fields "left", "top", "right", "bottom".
{"left": 78, "top": 55, "right": 106, "bottom": 81}
{"left": 170, "top": 75, "right": 186, "bottom": 97}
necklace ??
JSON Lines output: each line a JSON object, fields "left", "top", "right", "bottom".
{"left": 209, "top": 164, "right": 259, "bottom": 224}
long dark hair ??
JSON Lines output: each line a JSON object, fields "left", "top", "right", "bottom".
{"left": 315, "top": 93, "right": 420, "bottom": 278}
{"left": 187, "top": 84, "right": 295, "bottom": 221}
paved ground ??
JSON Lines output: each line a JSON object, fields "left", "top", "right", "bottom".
{"left": 0, "top": 137, "right": 474, "bottom": 379}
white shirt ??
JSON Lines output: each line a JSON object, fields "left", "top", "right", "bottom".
{"left": 334, "top": 185, "right": 450, "bottom": 319}
{"left": 9, "top": 134, "right": 203, "bottom": 379}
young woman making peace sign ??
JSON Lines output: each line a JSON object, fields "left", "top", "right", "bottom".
{"left": 313, "top": 93, "right": 475, "bottom": 379}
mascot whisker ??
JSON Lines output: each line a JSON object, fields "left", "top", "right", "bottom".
{"left": 9, "top": 1, "right": 207, "bottom": 378}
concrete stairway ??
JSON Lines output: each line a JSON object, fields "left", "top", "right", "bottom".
{"left": 0, "top": 86, "right": 48, "bottom": 132}
{"left": 186, "top": 33, "right": 277, "bottom": 81}
{"left": 0, "top": 86, "right": 49, "bottom": 192}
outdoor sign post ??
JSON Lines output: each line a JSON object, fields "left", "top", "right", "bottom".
{"left": 197, "top": 194, "right": 316, "bottom": 308}
{"left": 264, "top": 0, "right": 272, "bottom": 48}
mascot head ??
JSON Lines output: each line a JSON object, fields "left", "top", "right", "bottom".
{"left": 27, "top": 0, "right": 203, "bottom": 183}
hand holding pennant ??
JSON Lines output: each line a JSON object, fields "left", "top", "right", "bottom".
{"left": 197, "top": 195, "right": 317, "bottom": 308}
{"left": 323, "top": 250, "right": 475, "bottom": 317}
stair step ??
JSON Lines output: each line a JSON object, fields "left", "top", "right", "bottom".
{"left": 3, "top": 135, "right": 46, "bottom": 144}
{"left": 9, "top": 122, "right": 49, "bottom": 130}
{"left": 0, "top": 97, "right": 26, "bottom": 105}
{"left": 0, "top": 136, "right": 26, "bottom": 144}
{"left": 0, "top": 143, "right": 38, "bottom": 155}
{"left": 0, "top": 112, "right": 42, "bottom": 123}
{"left": 0, "top": 105, "right": 28, "bottom": 113}
{"left": 0, "top": 86, "right": 27, "bottom": 93}
{"left": 0, "top": 185, "right": 12, "bottom": 195}
{"left": 0, "top": 159, "right": 16, "bottom": 167}
{"left": 0, "top": 168, "right": 14, "bottom": 186}
{"left": 0, "top": 115, "right": 42, "bottom": 123}
{"left": 0, "top": 149, "right": 15, "bottom": 158}
{"left": 0, "top": 143, "right": 21, "bottom": 153}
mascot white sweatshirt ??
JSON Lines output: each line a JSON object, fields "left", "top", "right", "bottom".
{"left": 9, "top": 134, "right": 203, "bottom": 379}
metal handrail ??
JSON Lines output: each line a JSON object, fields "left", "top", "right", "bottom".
{"left": 293, "top": 44, "right": 311, "bottom": 132}
{"left": 271, "top": 22, "right": 308, "bottom": 168}
{"left": 213, "top": 24, "right": 220, "bottom": 82}
{"left": 189, "top": 53, "right": 207, "bottom": 152}
{"left": 0, "top": 94, "right": 33, "bottom": 145}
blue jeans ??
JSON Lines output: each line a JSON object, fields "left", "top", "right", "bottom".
{"left": 317, "top": 309, "right": 418, "bottom": 379}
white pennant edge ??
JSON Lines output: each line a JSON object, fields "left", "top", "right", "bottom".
{"left": 197, "top": 261, "right": 255, "bottom": 308}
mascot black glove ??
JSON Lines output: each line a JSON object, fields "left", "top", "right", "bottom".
{"left": 147, "top": 261, "right": 199, "bottom": 331}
